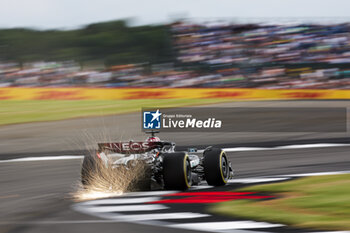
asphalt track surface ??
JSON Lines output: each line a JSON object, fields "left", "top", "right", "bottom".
{"left": 0, "top": 101, "right": 350, "bottom": 233}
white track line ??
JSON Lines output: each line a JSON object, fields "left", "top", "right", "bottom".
{"left": 121, "top": 190, "right": 178, "bottom": 197}
{"left": 228, "top": 177, "right": 289, "bottom": 184}
{"left": 194, "top": 143, "right": 350, "bottom": 153}
{"left": 168, "top": 221, "right": 284, "bottom": 231}
{"left": 112, "top": 212, "right": 210, "bottom": 221}
{"left": 0, "top": 155, "right": 83, "bottom": 163}
{"left": 221, "top": 143, "right": 350, "bottom": 152}
{"left": 81, "top": 197, "right": 160, "bottom": 206}
{"left": 190, "top": 185, "right": 213, "bottom": 189}
{"left": 82, "top": 204, "right": 168, "bottom": 213}
{"left": 281, "top": 170, "right": 350, "bottom": 177}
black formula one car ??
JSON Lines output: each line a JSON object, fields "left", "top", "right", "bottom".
{"left": 81, "top": 131, "right": 234, "bottom": 191}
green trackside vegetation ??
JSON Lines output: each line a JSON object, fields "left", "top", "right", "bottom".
{"left": 0, "top": 20, "right": 173, "bottom": 65}
{"left": 0, "top": 99, "right": 229, "bottom": 126}
{"left": 210, "top": 174, "right": 350, "bottom": 231}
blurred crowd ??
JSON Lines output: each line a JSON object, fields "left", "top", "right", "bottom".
{"left": 171, "top": 22, "right": 350, "bottom": 89}
{"left": 172, "top": 22, "right": 350, "bottom": 64}
{"left": 1, "top": 22, "right": 350, "bottom": 89}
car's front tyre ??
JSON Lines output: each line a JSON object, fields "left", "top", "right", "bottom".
{"left": 203, "top": 147, "right": 229, "bottom": 186}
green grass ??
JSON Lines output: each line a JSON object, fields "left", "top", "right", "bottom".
{"left": 210, "top": 174, "right": 350, "bottom": 231}
{"left": 0, "top": 99, "right": 228, "bottom": 126}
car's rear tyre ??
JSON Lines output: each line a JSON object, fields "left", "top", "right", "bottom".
{"left": 203, "top": 147, "right": 229, "bottom": 186}
{"left": 81, "top": 152, "right": 101, "bottom": 187}
{"left": 163, "top": 152, "right": 192, "bottom": 190}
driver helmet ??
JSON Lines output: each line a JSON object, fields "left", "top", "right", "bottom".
{"left": 147, "top": 136, "right": 160, "bottom": 142}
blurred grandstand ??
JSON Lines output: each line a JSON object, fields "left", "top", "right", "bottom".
{"left": 1, "top": 21, "right": 350, "bottom": 89}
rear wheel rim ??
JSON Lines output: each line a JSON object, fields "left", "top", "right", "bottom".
{"left": 221, "top": 155, "right": 228, "bottom": 179}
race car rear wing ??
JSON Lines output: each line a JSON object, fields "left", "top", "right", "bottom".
{"left": 97, "top": 141, "right": 174, "bottom": 154}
